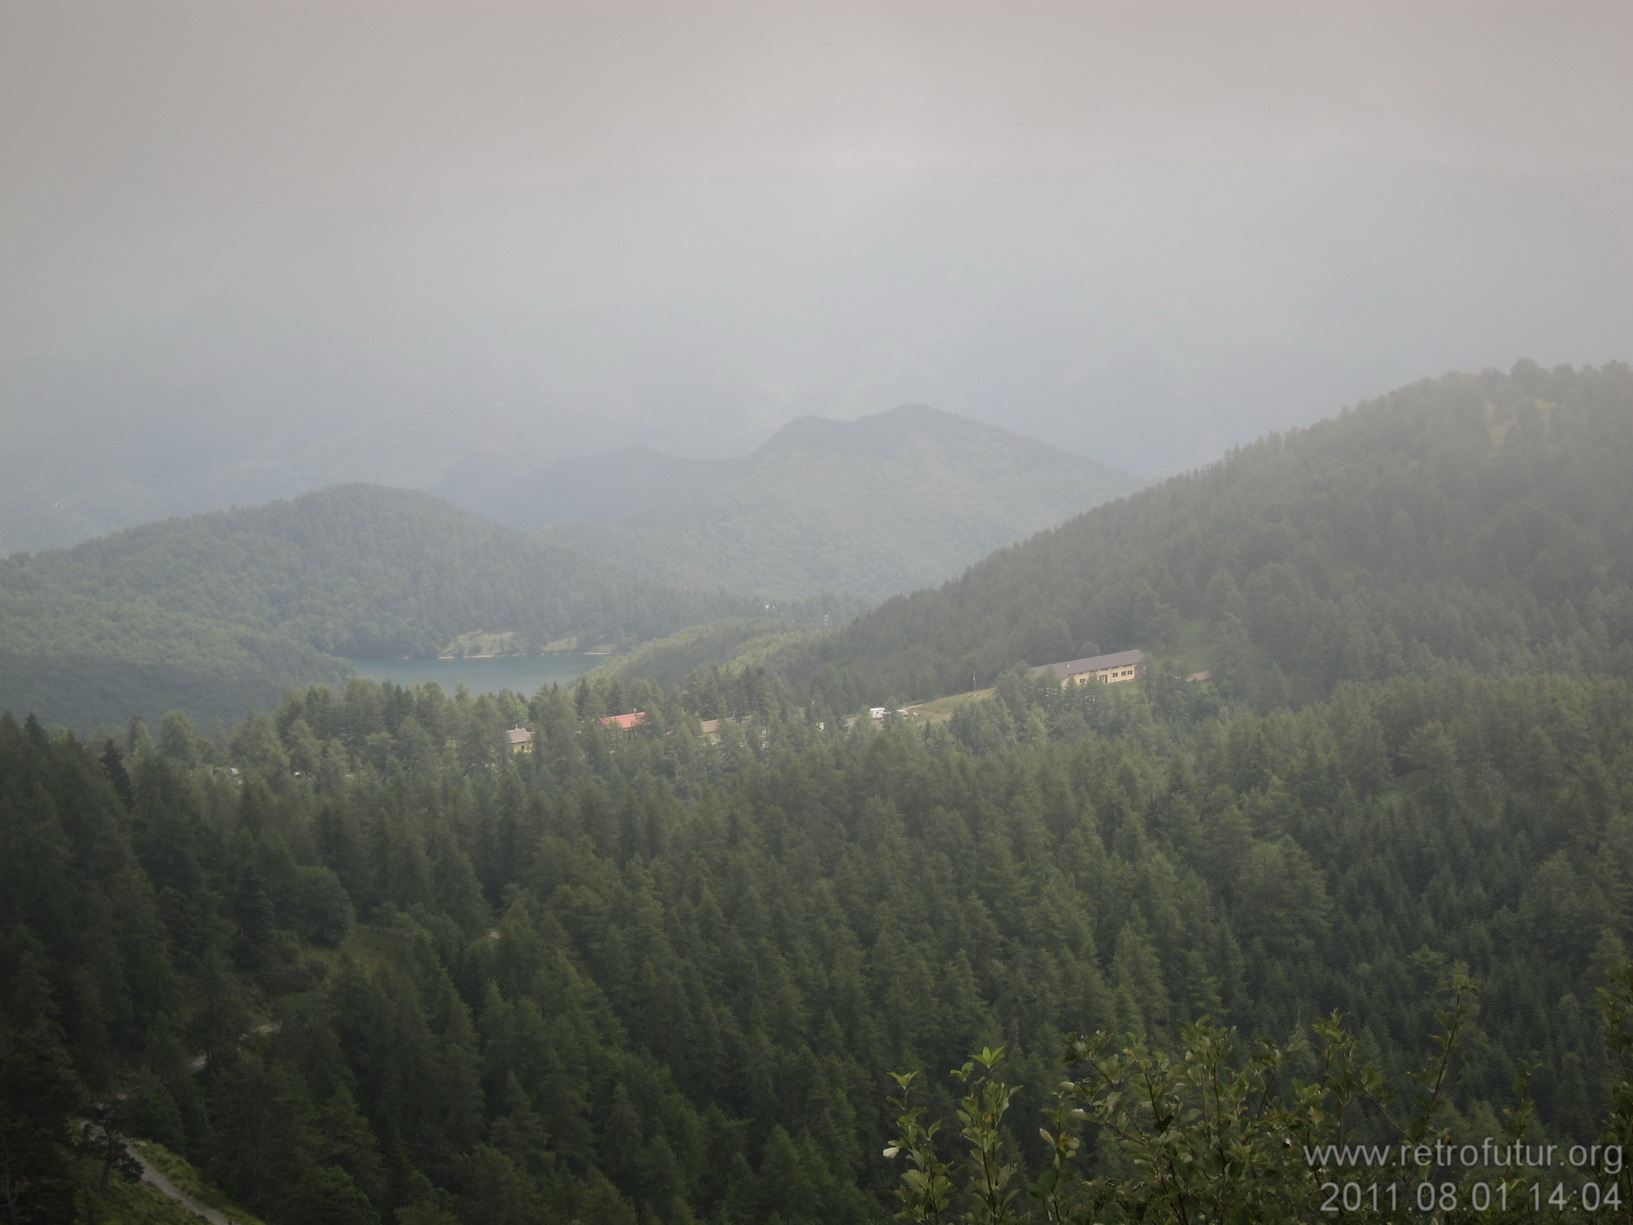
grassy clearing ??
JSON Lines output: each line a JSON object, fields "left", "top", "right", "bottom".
{"left": 124, "top": 1141, "right": 268, "bottom": 1225}
{"left": 340, "top": 922, "right": 415, "bottom": 971}
{"left": 443, "top": 630, "right": 619, "bottom": 657}
{"left": 75, "top": 1159, "right": 209, "bottom": 1225}
{"left": 1165, "top": 619, "right": 1214, "bottom": 676}
{"left": 1486, "top": 397, "right": 1557, "bottom": 450}
{"left": 540, "top": 635, "right": 616, "bottom": 653}
{"left": 441, "top": 629, "right": 524, "bottom": 657}
{"left": 906, "top": 687, "right": 995, "bottom": 723}
{"left": 300, "top": 922, "right": 414, "bottom": 980}
{"left": 590, "top": 616, "right": 825, "bottom": 688}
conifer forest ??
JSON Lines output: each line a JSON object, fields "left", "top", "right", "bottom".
{"left": 5, "top": 365, "right": 1633, "bottom": 1222}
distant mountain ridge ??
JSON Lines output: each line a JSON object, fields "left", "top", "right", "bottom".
{"left": 772, "top": 362, "right": 1633, "bottom": 708}
{"left": 9, "top": 155, "right": 1625, "bottom": 556}
{"left": 519, "top": 405, "right": 1143, "bottom": 600}
{"left": 431, "top": 445, "right": 746, "bottom": 528}
{"left": 0, "top": 484, "right": 757, "bottom": 729}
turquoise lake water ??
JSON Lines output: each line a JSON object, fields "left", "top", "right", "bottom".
{"left": 344, "top": 654, "right": 604, "bottom": 696}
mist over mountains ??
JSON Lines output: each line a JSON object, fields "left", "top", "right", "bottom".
{"left": 4, "top": 154, "right": 1629, "bottom": 556}
{"left": 0, "top": 402, "right": 1138, "bottom": 728}
{"left": 433, "top": 446, "right": 742, "bottom": 530}
{"left": 0, "top": 484, "right": 757, "bottom": 730}
{"left": 778, "top": 361, "right": 1633, "bottom": 709}
{"left": 11, "top": 7, "right": 1633, "bottom": 1222}
{"left": 10, "top": 359, "right": 1633, "bottom": 1225}
{"left": 443, "top": 404, "right": 1142, "bottom": 600}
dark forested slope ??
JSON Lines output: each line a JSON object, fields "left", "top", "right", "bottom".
{"left": 0, "top": 484, "right": 754, "bottom": 729}
{"left": 538, "top": 405, "right": 1142, "bottom": 600}
{"left": 8, "top": 363, "right": 1633, "bottom": 1224}
{"left": 5, "top": 662, "right": 1633, "bottom": 1223}
{"left": 783, "top": 362, "right": 1633, "bottom": 708}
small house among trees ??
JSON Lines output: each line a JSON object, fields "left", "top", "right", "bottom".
{"left": 1030, "top": 648, "right": 1145, "bottom": 686}
{"left": 505, "top": 727, "right": 534, "bottom": 753}
{"left": 599, "top": 711, "right": 647, "bottom": 730}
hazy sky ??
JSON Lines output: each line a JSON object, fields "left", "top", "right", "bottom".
{"left": 6, "top": 1, "right": 1631, "bottom": 362}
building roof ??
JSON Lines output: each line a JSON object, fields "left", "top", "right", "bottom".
{"left": 599, "top": 711, "right": 647, "bottom": 730}
{"left": 1029, "top": 648, "right": 1146, "bottom": 681}
{"left": 505, "top": 727, "right": 534, "bottom": 745}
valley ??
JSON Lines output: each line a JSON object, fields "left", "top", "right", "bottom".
{"left": 9, "top": 9, "right": 1633, "bottom": 1221}
{"left": 0, "top": 405, "right": 1137, "bottom": 731}
{"left": 6, "top": 362, "right": 1633, "bottom": 1224}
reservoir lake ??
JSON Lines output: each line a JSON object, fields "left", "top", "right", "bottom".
{"left": 345, "top": 654, "right": 604, "bottom": 696}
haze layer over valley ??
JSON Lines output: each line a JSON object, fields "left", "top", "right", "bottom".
{"left": 448, "top": 405, "right": 1142, "bottom": 600}
{"left": 9, "top": 361, "right": 1633, "bottom": 1225}
{"left": 7, "top": 10, "right": 1633, "bottom": 1221}
{"left": 3, "top": 4, "right": 1631, "bottom": 554}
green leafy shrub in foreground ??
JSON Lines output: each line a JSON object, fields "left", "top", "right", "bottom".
{"left": 889, "top": 971, "right": 1633, "bottom": 1223}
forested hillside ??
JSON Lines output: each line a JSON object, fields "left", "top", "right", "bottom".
{"left": 4, "top": 664, "right": 1632, "bottom": 1223}
{"left": 8, "top": 362, "right": 1633, "bottom": 1223}
{"left": 780, "top": 362, "right": 1633, "bottom": 710}
{"left": 589, "top": 617, "right": 825, "bottom": 691}
{"left": 0, "top": 485, "right": 756, "bottom": 730}
{"left": 539, "top": 405, "right": 1142, "bottom": 600}
{"left": 432, "top": 445, "right": 745, "bottom": 530}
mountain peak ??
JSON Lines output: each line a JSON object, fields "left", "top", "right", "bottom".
{"left": 753, "top": 404, "right": 1031, "bottom": 462}
{"left": 542, "top": 405, "right": 1142, "bottom": 601}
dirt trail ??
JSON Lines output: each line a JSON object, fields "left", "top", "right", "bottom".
{"left": 106, "top": 1022, "right": 279, "bottom": 1220}
{"left": 134, "top": 1152, "right": 236, "bottom": 1225}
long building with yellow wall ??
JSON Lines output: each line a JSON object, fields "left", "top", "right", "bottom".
{"left": 1029, "top": 648, "right": 1145, "bottom": 686}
